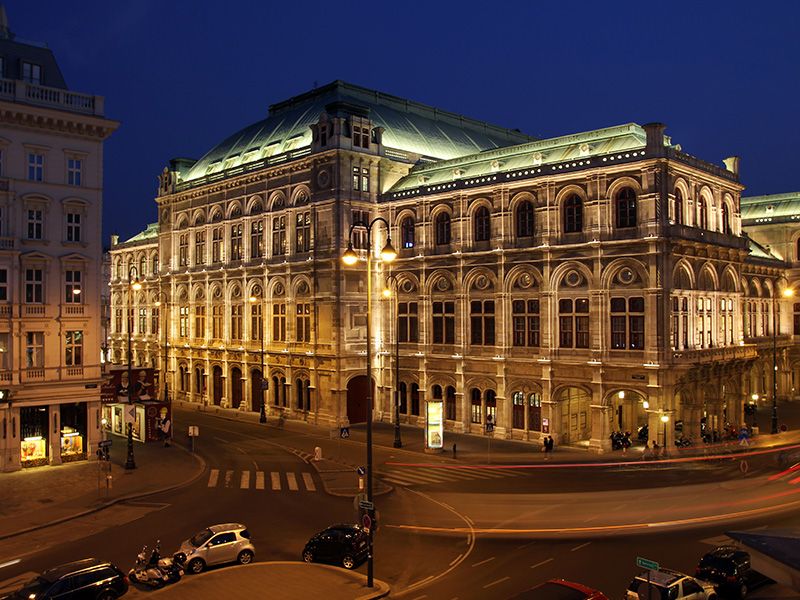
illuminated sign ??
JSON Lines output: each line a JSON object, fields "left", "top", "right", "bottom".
{"left": 426, "top": 401, "right": 443, "bottom": 449}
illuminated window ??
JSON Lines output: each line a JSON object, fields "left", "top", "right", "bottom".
{"left": 401, "top": 217, "right": 415, "bottom": 249}
{"left": 351, "top": 210, "right": 369, "bottom": 250}
{"left": 65, "top": 270, "right": 81, "bottom": 303}
{"left": 65, "top": 331, "right": 83, "bottom": 366}
{"left": 25, "top": 332, "right": 44, "bottom": 368}
{"left": 353, "top": 166, "right": 369, "bottom": 192}
{"left": 180, "top": 306, "right": 190, "bottom": 338}
{"left": 295, "top": 211, "right": 311, "bottom": 253}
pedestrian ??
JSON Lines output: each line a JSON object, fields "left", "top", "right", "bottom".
{"left": 160, "top": 416, "right": 171, "bottom": 447}
{"left": 547, "top": 436, "right": 554, "bottom": 455}
{"left": 542, "top": 437, "right": 550, "bottom": 460}
{"left": 651, "top": 440, "right": 659, "bottom": 459}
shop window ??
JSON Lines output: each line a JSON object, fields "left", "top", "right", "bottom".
{"left": 470, "top": 300, "right": 495, "bottom": 345}
{"left": 470, "top": 388, "right": 482, "bottom": 424}
{"left": 59, "top": 403, "right": 86, "bottom": 461}
{"left": 398, "top": 302, "right": 418, "bottom": 343}
{"left": 21, "top": 406, "right": 49, "bottom": 466}
{"left": 512, "top": 299, "right": 539, "bottom": 347}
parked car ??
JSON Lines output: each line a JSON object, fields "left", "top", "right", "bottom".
{"left": 175, "top": 523, "right": 255, "bottom": 574}
{"left": 302, "top": 524, "right": 369, "bottom": 569}
{"left": 626, "top": 569, "right": 718, "bottom": 600}
{"left": 507, "top": 578, "right": 608, "bottom": 599}
{"left": 696, "top": 546, "right": 769, "bottom": 599}
{"left": 2, "top": 558, "right": 128, "bottom": 600}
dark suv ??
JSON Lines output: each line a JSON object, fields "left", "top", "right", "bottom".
{"left": 302, "top": 524, "right": 369, "bottom": 569}
{"left": 696, "top": 546, "right": 768, "bottom": 599}
{"left": 4, "top": 558, "right": 128, "bottom": 599}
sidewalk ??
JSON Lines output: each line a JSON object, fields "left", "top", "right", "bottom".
{"left": 137, "top": 563, "right": 389, "bottom": 600}
{"left": 0, "top": 436, "right": 204, "bottom": 541}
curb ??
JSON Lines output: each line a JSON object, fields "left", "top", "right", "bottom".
{"left": 0, "top": 443, "right": 207, "bottom": 542}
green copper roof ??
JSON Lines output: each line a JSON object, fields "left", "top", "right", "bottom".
{"left": 388, "top": 123, "right": 654, "bottom": 193}
{"left": 181, "top": 80, "right": 535, "bottom": 183}
{"left": 123, "top": 223, "right": 159, "bottom": 245}
{"left": 741, "top": 191, "right": 800, "bottom": 224}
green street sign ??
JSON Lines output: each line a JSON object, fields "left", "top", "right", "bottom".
{"left": 636, "top": 557, "right": 660, "bottom": 571}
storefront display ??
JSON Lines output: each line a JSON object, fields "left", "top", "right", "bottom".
{"left": 59, "top": 403, "right": 87, "bottom": 463}
{"left": 60, "top": 427, "right": 84, "bottom": 462}
{"left": 426, "top": 401, "right": 444, "bottom": 450}
{"left": 20, "top": 406, "right": 49, "bottom": 467}
{"left": 21, "top": 436, "right": 47, "bottom": 465}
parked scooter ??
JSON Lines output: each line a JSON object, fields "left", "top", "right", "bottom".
{"left": 637, "top": 424, "right": 649, "bottom": 443}
{"left": 610, "top": 431, "right": 632, "bottom": 451}
{"left": 129, "top": 541, "right": 183, "bottom": 587}
{"left": 674, "top": 436, "right": 691, "bottom": 448}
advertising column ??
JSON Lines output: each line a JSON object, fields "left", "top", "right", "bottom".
{"left": 425, "top": 400, "right": 444, "bottom": 454}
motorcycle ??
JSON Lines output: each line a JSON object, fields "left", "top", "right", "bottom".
{"left": 128, "top": 541, "right": 183, "bottom": 587}
{"left": 637, "top": 424, "right": 649, "bottom": 443}
{"left": 674, "top": 436, "right": 691, "bottom": 448}
{"left": 610, "top": 431, "right": 632, "bottom": 451}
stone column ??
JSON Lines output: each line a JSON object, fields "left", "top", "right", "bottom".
{"left": 50, "top": 404, "right": 61, "bottom": 465}
{"left": 588, "top": 403, "right": 612, "bottom": 453}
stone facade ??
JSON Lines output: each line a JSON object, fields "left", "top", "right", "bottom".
{"left": 108, "top": 81, "right": 796, "bottom": 452}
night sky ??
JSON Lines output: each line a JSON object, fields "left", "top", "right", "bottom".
{"left": 8, "top": 1, "right": 800, "bottom": 243}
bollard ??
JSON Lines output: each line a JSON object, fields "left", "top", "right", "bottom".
{"left": 314, "top": 446, "right": 322, "bottom": 461}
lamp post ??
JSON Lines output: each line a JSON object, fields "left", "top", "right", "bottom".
{"left": 382, "top": 275, "right": 402, "bottom": 449}
{"left": 772, "top": 287, "right": 795, "bottom": 434}
{"left": 126, "top": 265, "right": 142, "bottom": 470}
{"left": 342, "top": 217, "right": 396, "bottom": 589}
{"left": 249, "top": 291, "right": 267, "bottom": 423}
{"left": 660, "top": 413, "right": 669, "bottom": 457}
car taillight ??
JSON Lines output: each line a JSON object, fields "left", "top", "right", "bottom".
{"left": 726, "top": 576, "right": 738, "bottom": 582}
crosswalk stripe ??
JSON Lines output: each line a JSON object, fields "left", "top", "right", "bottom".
{"left": 380, "top": 475, "right": 420, "bottom": 486}
{"left": 225, "top": 470, "right": 234, "bottom": 488}
{"left": 271, "top": 471, "right": 281, "bottom": 490}
{"left": 287, "top": 472, "right": 299, "bottom": 491}
{"left": 240, "top": 471, "right": 250, "bottom": 489}
{"left": 208, "top": 469, "right": 219, "bottom": 487}
{"left": 302, "top": 472, "right": 316, "bottom": 492}
{"left": 256, "top": 471, "right": 265, "bottom": 490}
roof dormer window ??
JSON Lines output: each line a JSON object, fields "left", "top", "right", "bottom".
{"left": 22, "top": 62, "right": 42, "bottom": 85}
{"left": 352, "top": 124, "right": 370, "bottom": 149}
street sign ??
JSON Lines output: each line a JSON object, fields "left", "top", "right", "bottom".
{"left": 340, "top": 427, "right": 350, "bottom": 439}
{"left": 353, "top": 492, "right": 368, "bottom": 511}
{"left": 357, "top": 466, "right": 366, "bottom": 476}
{"left": 188, "top": 426, "right": 199, "bottom": 437}
{"left": 98, "top": 439, "right": 112, "bottom": 448}
{"left": 636, "top": 557, "right": 660, "bottom": 571}
{"left": 362, "top": 513, "right": 372, "bottom": 530}
{"left": 359, "top": 500, "right": 374, "bottom": 511}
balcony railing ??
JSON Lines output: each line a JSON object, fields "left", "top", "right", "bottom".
{"left": 64, "top": 306, "right": 85, "bottom": 316}
{"left": 0, "top": 78, "right": 104, "bottom": 116}
{"left": 23, "top": 368, "right": 44, "bottom": 381}
{"left": 668, "top": 224, "right": 749, "bottom": 250}
{"left": 65, "top": 366, "right": 84, "bottom": 377}
{"left": 25, "top": 305, "right": 46, "bottom": 316}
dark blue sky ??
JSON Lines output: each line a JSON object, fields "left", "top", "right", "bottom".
{"left": 9, "top": 1, "right": 800, "bottom": 242}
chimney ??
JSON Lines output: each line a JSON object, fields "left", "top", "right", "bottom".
{"left": 110, "top": 234, "right": 119, "bottom": 247}
{"left": 723, "top": 156, "right": 740, "bottom": 177}
{"left": 643, "top": 123, "right": 667, "bottom": 155}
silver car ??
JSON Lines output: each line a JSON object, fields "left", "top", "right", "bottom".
{"left": 176, "top": 523, "right": 255, "bottom": 574}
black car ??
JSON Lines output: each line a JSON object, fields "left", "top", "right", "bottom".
{"left": 696, "top": 546, "right": 769, "bottom": 599}
{"left": 3, "top": 558, "right": 128, "bottom": 600}
{"left": 302, "top": 524, "right": 369, "bottom": 569}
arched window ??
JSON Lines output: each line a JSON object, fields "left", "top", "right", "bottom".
{"left": 796, "top": 238, "right": 800, "bottom": 262}
{"left": 470, "top": 388, "right": 482, "bottom": 424}
{"left": 698, "top": 197, "right": 708, "bottom": 229}
{"left": 474, "top": 206, "right": 490, "bottom": 242}
{"left": 721, "top": 203, "right": 731, "bottom": 235}
{"left": 432, "top": 385, "right": 442, "bottom": 400}
{"left": 674, "top": 188, "right": 684, "bottom": 225}
{"left": 516, "top": 201, "right": 534, "bottom": 238}
{"left": 401, "top": 217, "right": 415, "bottom": 249}
{"left": 446, "top": 385, "right": 456, "bottom": 421}
{"left": 564, "top": 195, "right": 583, "bottom": 233}
{"left": 615, "top": 187, "right": 637, "bottom": 229}
{"left": 435, "top": 213, "right": 451, "bottom": 245}
{"left": 485, "top": 389, "right": 497, "bottom": 424}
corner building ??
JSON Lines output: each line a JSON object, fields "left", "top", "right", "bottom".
{"left": 0, "top": 15, "right": 118, "bottom": 470}
{"left": 109, "top": 81, "right": 796, "bottom": 452}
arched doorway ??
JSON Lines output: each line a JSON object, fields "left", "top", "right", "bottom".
{"left": 251, "top": 369, "right": 263, "bottom": 413}
{"left": 559, "top": 386, "right": 591, "bottom": 444}
{"left": 231, "top": 367, "right": 242, "bottom": 409}
{"left": 212, "top": 366, "right": 223, "bottom": 406}
{"left": 347, "top": 375, "right": 373, "bottom": 424}
{"left": 607, "top": 390, "right": 647, "bottom": 434}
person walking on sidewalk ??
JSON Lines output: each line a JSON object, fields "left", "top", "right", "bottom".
{"left": 547, "top": 436, "right": 554, "bottom": 456}
{"left": 160, "top": 416, "right": 171, "bottom": 447}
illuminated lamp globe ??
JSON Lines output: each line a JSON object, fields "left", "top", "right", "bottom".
{"left": 342, "top": 244, "right": 358, "bottom": 266}
{"left": 783, "top": 288, "right": 795, "bottom": 298}
{"left": 380, "top": 238, "right": 397, "bottom": 263}
{"left": 660, "top": 414, "right": 669, "bottom": 424}
{"left": 642, "top": 400, "right": 650, "bottom": 409}
{"left": 131, "top": 278, "right": 142, "bottom": 291}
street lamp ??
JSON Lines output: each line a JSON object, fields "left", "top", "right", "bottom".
{"left": 772, "top": 287, "right": 794, "bottom": 434}
{"left": 382, "top": 275, "right": 402, "bottom": 449}
{"left": 249, "top": 292, "right": 267, "bottom": 424}
{"left": 660, "top": 413, "right": 669, "bottom": 456}
{"left": 342, "top": 216, "right": 396, "bottom": 589}
{"left": 126, "top": 265, "right": 142, "bottom": 470}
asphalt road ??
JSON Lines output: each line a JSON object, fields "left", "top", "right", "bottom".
{"left": 0, "top": 406, "right": 797, "bottom": 599}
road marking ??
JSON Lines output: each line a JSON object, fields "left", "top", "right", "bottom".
{"left": 531, "top": 558, "right": 554, "bottom": 569}
{"left": 208, "top": 469, "right": 219, "bottom": 487}
{"left": 449, "top": 554, "right": 463, "bottom": 567}
{"left": 483, "top": 576, "right": 510, "bottom": 589}
{"left": 271, "top": 472, "right": 281, "bottom": 490}
{"left": 410, "top": 595, "right": 427, "bottom": 600}
{"left": 287, "top": 472, "right": 299, "bottom": 491}
{"left": 224, "top": 470, "right": 234, "bottom": 487}
{"left": 240, "top": 471, "right": 250, "bottom": 489}
{"left": 517, "top": 541, "right": 535, "bottom": 550}
{"left": 571, "top": 542, "right": 591, "bottom": 551}
{"left": 472, "top": 557, "right": 495, "bottom": 567}
{"left": 302, "top": 472, "right": 316, "bottom": 491}
{"left": 213, "top": 436, "right": 229, "bottom": 444}
{"left": 613, "top": 503, "right": 627, "bottom": 511}
{"left": 255, "top": 471, "right": 265, "bottom": 490}
{"left": 0, "top": 559, "right": 20, "bottom": 569}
